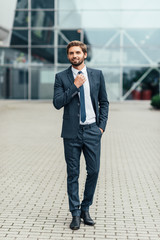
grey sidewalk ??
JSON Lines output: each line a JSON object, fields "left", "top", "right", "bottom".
{"left": 0, "top": 100, "right": 160, "bottom": 240}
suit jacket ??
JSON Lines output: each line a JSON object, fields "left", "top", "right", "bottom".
{"left": 53, "top": 66, "right": 109, "bottom": 138}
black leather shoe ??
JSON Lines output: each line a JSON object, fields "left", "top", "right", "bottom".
{"left": 70, "top": 216, "right": 81, "bottom": 230}
{"left": 80, "top": 211, "right": 95, "bottom": 226}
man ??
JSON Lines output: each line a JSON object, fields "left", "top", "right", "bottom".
{"left": 53, "top": 41, "right": 109, "bottom": 230}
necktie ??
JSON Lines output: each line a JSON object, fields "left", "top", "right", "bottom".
{"left": 78, "top": 71, "right": 86, "bottom": 123}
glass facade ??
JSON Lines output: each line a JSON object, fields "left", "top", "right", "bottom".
{"left": 0, "top": 0, "right": 160, "bottom": 100}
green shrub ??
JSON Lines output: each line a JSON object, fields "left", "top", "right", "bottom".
{"left": 151, "top": 94, "right": 160, "bottom": 109}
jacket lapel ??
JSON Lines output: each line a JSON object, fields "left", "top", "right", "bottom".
{"left": 67, "top": 66, "right": 74, "bottom": 85}
{"left": 87, "top": 67, "right": 94, "bottom": 102}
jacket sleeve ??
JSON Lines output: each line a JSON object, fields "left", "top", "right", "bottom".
{"left": 53, "top": 73, "right": 79, "bottom": 110}
{"left": 98, "top": 71, "right": 109, "bottom": 131}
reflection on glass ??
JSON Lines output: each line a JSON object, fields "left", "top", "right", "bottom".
{"left": 0, "top": 67, "right": 5, "bottom": 99}
{"left": 123, "top": 67, "right": 159, "bottom": 100}
{"left": 4, "top": 0, "right": 160, "bottom": 101}
{"left": 58, "top": 10, "right": 81, "bottom": 28}
{"left": 85, "top": 29, "right": 120, "bottom": 47}
{"left": 0, "top": 48, "right": 28, "bottom": 64}
{"left": 31, "top": 0, "right": 54, "bottom": 9}
{"left": 58, "top": 30, "right": 91, "bottom": 61}
{"left": 124, "top": 29, "right": 160, "bottom": 47}
{"left": 57, "top": 67, "right": 68, "bottom": 73}
{"left": 31, "top": 67, "right": 54, "bottom": 99}
{"left": 123, "top": 29, "right": 160, "bottom": 63}
{"left": 31, "top": 11, "right": 54, "bottom": 27}
{"left": 89, "top": 47, "right": 120, "bottom": 65}
{"left": 58, "top": 47, "right": 69, "bottom": 63}
{"left": 142, "top": 48, "right": 160, "bottom": 63}
{"left": 58, "top": 0, "right": 78, "bottom": 10}
{"left": 31, "top": 48, "right": 54, "bottom": 64}
{"left": 11, "top": 30, "right": 28, "bottom": 45}
{"left": 123, "top": 48, "right": 149, "bottom": 65}
{"left": 13, "top": 69, "right": 28, "bottom": 99}
{"left": 58, "top": 30, "right": 81, "bottom": 45}
{"left": 0, "top": 67, "right": 28, "bottom": 99}
{"left": 16, "top": 0, "right": 28, "bottom": 9}
{"left": 100, "top": 67, "right": 120, "bottom": 101}
{"left": 13, "top": 11, "right": 28, "bottom": 27}
{"left": 31, "top": 30, "right": 54, "bottom": 45}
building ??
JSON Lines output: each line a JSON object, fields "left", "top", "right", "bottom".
{"left": 0, "top": 0, "right": 160, "bottom": 100}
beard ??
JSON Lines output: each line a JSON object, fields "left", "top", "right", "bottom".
{"left": 69, "top": 57, "right": 85, "bottom": 67}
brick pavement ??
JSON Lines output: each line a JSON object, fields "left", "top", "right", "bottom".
{"left": 0, "top": 100, "right": 160, "bottom": 240}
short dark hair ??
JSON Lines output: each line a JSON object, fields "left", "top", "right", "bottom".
{"left": 67, "top": 41, "right": 87, "bottom": 54}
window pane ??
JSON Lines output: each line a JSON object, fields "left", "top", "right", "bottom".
{"left": 142, "top": 48, "right": 160, "bottom": 63}
{"left": 125, "top": 29, "right": 160, "bottom": 48}
{"left": 123, "top": 47, "right": 160, "bottom": 65}
{"left": 58, "top": 10, "right": 81, "bottom": 28}
{"left": 58, "top": 47, "right": 68, "bottom": 63}
{"left": 13, "top": 11, "right": 28, "bottom": 27}
{"left": 31, "top": 67, "right": 54, "bottom": 99}
{"left": 88, "top": 47, "right": 120, "bottom": 65}
{"left": 122, "top": 48, "right": 149, "bottom": 65}
{"left": 100, "top": 67, "right": 121, "bottom": 101}
{"left": 0, "top": 48, "right": 28, "bottom": 64}
{"left": 31, "top": 0, "right": 54, "bottom": 9}
{"left": 16, "top": 0, "right": 28, "bottom": 9}
{"left": 0, "top": 67, "right": 28, "bottom": 99}
{"left": 123, "top": 67, "right": 159, "bottom": 100}
{"left": 31, "top": 48, "right": 54, "bottom": 64}
{"left": 58, "top": 30, "right": 81, "bottom": 45}
{"left": 11, "top": 30, "right": 28, "bottom": 46}
{"left": 31, "top": 11, "right": 54, "bottom": 27}
{"left": 123, "top": 29, "right": 160, "bottom": 63}
{"left": 31, "top": 30, "right": 54, "bottom": 45}
{"left": 85, "top": 29, "right": 120, "bottom": 47}
{"left": 0, "top": 67, "right": 5, "bottom": 99}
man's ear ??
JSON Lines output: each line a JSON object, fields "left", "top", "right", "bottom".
{"left": 84, "top": 53, "right": 87, "bottom": 59}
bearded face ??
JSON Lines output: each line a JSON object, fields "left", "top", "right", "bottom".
{"left": 67, "top": 46, "right": 87, "bottom": 67}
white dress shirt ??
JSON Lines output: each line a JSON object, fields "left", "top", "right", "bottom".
{"left": 72, "top": 66, "right": 96, "bottom": 125}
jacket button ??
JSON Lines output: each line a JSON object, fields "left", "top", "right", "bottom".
{"left": 77, "top": 114, "right": 80, "bottom": 117}
{"left": 77, "top": 103, "right": 80, "bottom": 106}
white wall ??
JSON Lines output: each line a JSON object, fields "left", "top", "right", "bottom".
{"left": 0, "top": 0, "right": 17, "bottom": 45}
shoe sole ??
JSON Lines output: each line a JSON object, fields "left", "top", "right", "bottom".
{"left": 70, "top": 226, "right": 80, "bottom": 230}
{"left": 81, "top": 219, "right": 95, "bottom": 226}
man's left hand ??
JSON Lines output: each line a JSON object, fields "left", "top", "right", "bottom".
{"left": 99, "top": 128, "right": 103, "bottom": 134}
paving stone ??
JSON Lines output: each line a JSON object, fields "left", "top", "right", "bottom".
{"left": 0, "top": 101, "right": 160, "bottom": 240}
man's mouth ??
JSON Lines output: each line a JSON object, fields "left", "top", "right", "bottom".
{"left": 72, "top": 58, "right": 79, "bottom": 61}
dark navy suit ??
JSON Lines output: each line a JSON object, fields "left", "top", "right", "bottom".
{"left": 53, "top": 66, "right": 109, "bottom": 216}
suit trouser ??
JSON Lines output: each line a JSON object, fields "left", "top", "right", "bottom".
{"left": 63, "top": 122, "right": 102, "bottom": 216}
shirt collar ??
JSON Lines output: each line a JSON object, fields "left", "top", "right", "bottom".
{"left": 72, "top": 65, "right": 86, "bottom": 75}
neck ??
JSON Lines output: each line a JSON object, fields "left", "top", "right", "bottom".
{"left": 72, "top": 62, "right": 85, "bottom": 71}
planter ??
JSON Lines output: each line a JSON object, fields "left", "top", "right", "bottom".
{"left": 141, "top": 90, "right": 152, "bottom": 100}
{"left": 132, "top": 90, "right": 141, "bottom": 100}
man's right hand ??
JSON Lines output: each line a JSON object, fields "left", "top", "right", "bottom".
{"left": 74, "top": 74, "right": 86, "bottom": 88}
